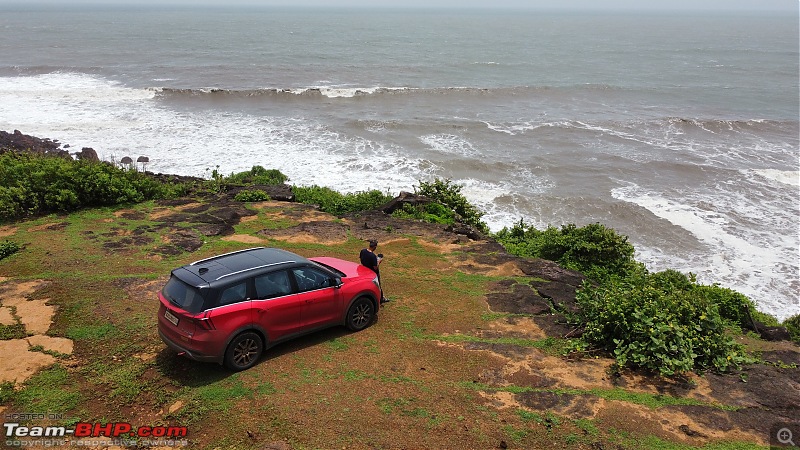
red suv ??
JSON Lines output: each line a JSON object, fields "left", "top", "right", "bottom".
{"left": 157, "top": 247, "right": 381, "bottom": 371}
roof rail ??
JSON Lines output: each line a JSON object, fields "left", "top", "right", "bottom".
{"left": 190, "top": 247, "right": 265, "bottom": 266}
{"left": 215, "top": 261, "right": 296, "bottom": 280}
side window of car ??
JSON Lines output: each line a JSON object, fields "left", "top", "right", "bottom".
{"left": 291, "top": 267, "right": 332, "bottom": 292}
{"left": 255, "top": 271, "right": 293, "bottom": 299}
{"left": 218, "top": 282, "right": 248, "bottom": 306}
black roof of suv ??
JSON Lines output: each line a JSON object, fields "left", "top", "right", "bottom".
{"left": 174, "top": 247, "right": 309, "bottom": 289}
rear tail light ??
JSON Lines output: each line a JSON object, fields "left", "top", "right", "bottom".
{"left": 194, "top": 315, "right": 216, "bottom": 331}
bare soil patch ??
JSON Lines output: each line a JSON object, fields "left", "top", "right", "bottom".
{"left": 0, "top": 279, "right": 73, "bottom": 385}
{"left": 0, "top": 225, "right": 17, "bottom": 237}
{"left": 0, "top": 339, "right": 56, "bottom": 385}
{"left": 27, "top": 222, "right": 69, "bottom": 232}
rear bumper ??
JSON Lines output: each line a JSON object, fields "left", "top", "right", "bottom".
{"left": 159, "top": 328, "right": 221, "bottom": 364}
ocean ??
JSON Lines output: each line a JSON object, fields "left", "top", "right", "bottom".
{"left": 0, "top": 5, "right": 798, "bottom": 320}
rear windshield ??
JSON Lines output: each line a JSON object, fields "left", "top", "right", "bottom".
{"left": 162, "top": 276, "right": 206, "bottom": 313}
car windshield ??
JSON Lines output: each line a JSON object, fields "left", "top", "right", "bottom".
{"left": 162, "top": 276, "right": 206, "bottom": 313}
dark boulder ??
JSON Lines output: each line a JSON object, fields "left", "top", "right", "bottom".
{"left": 0, "top": 129, "right": 62, "bottom": 154}
{"left": 77, "top": 147, "right": 99, "bottom": 162}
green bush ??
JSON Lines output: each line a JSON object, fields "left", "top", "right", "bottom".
{"left": 494, "top": 220, "right": 641, "bottom": 282}
{"left": 292, "top": 185, "right": 392, "bottom": 216}
{"left": 392, "top": 202, "right": 456, "bottom": 226}
{"left": 0, "top": 241, "right": 20, "bottom": 261}
{"left": 495, "top": 219, "right": 773, "bottom": 376}
{"left": 0, "top": 152, "right": 175, "bottom": 220}
{"left": 234, "top": 190, "right": 271, "bottom": 202}
{"left": 576, "top": 271, "right": 750, "bottom": 376}
{"left": 783, "top": 314, "right": 800, "bottom": 344}
{"left": 414, "top": 179, "right": 489, "bottom": 234}
{"left": 225, "top": 166, "right": 288, "bottom": 186}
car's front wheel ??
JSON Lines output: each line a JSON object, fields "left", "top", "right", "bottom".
{"left": 224, "top": 331, "right": 263, "bottom": 371}
{"left": 346, "top": 297, "right": 375, "bottom": 331}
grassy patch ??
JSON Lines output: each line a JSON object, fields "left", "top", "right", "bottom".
{"left": 66, "top": 323, "right": 116, "bottom": 341}
{"left": 12, "top": 364, "right": 82, "bottom": 413}
{"left": 169, "top": 377, "right": 253, "bottom": 424}
{"left": 0, "top": 322, "right": 27, "bottom": 340}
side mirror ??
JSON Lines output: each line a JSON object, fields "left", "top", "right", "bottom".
{"left": 334, "top": 277, "right": 343, "bottom": 288}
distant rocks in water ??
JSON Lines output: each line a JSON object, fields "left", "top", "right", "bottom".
{"left": 0, "top": 129, "right": 68, "bottom": 157}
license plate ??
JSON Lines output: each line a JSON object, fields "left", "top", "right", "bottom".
{"left": 164, "top": 309, "right": 179, "bottom": 326}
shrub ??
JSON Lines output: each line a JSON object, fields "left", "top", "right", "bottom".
{"left": 783, "top": 314, "right": 800, "bottom": 345}
{"left": 694, "top": 283, "right": 768, "bottom": 329}
{"left": 225, "top": 166, "right": 288, "bottom": 186}
{"left": 494, "top": 220, "right": 641, "bottom": 282}
{"left": 0, "top": 152, "right": 174, "bottom": 220}
{"left": 392, "top": 202, "right": 456, "bottom": 226}
{"left": 576, "top": 271, "right": 750, "bottom": 376}
{"left": 0, "top": 241, "right": 20, "bottom": 261}
{"left": 292, "top": 185, "right": 392, "bottom": 216}
{"left": 234, "top": 190, "right": 271, "bottom": 202}
{"left": 414, "top": 179, "right": 489, "bottom": 234}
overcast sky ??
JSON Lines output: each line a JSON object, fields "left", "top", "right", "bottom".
{"left": 0, "top": 0, "right": 796, "bottom": 11}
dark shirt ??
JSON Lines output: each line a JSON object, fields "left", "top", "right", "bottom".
{"left": 360, "top": 248, "right": 379, "bottom": 274}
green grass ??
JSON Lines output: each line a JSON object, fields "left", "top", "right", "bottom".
{"left": 12, "top": 364, "right": 83, "bottom": 413}
{"left": 65, "top": 323, "right": 116, "bottom": 341}
{"left": 0, "top": 322, "right": 27, "bottom": 340}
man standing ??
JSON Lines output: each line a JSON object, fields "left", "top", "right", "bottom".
{"left": 360, "top": 240, "right": 389, "bottom": 304}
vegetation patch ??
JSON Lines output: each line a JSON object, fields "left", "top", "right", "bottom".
{"left": 576, "top": 270, "right": 753, "bottom": 376}
{"left": 0, "top": 240, "right": 20, "bottom": 260}
{"left": 223, "top": 165, "right": 288, "bottom": 186}
{"left": 396, "top": 178, "right": 490, "bottom": 234}
{"left": 0, "top": 152, "right": 185, "bottom": 220}
{"left": 233, "top": 189, "right": 271, "bottom": 202}
{"left": 12, "top": 364, "right": 83, "bottom": 413}
{"left": 293, "top": 185, "right": 392, "bottom": 215}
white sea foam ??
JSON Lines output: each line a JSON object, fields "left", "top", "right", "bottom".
{"left": 0, "top": 73, "right": 421, "bottom": 196}
{"left": 612, "top": 182, "right": 800, "bottom": 321}
{"left": 750, "top": 169, "right": 800, "bottom": 187}
{"left": 420, "top": 134, "right": 480, "bottom": 157}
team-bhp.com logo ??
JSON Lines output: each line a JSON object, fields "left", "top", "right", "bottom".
{"left": 4, "top": 421, "right": 188, "bottom": 438}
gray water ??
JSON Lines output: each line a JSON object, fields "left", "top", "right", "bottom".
{"left": 0, "top": 6, "right": 798, "bottom": 319}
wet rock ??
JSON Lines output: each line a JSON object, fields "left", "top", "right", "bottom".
{"left": 532, "top": 280, "right": 581, "bottom": 314}
{"left": 378, "top": 191, "right": 433, "bottom": 214}
{"left": 76, "top": 147, "right": 99, "bottom": 161}
{"left": 0, "top": 129, "right": 62, "bottom": 154}
{"left": 485, "top": 283, "right": 552, "bottom": 315}
{"left": 757, "top": 324, "right": 792, "bottom": 341}
{"left": 678, "top": 424, "right": 707, "bottom": 438}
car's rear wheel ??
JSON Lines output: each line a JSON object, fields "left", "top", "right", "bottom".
{"left": 224, "top": 331, "right": 263, "bottom": 371}
{"left": 346, "top": 297, "right": 375, "bottom": 331}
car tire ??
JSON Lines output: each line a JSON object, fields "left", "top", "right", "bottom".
{"left": 346, "top": 297, "right": 375, "bottom": 331}
{"left": 224, "top": 331, "right": 263, "bottom": 371}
